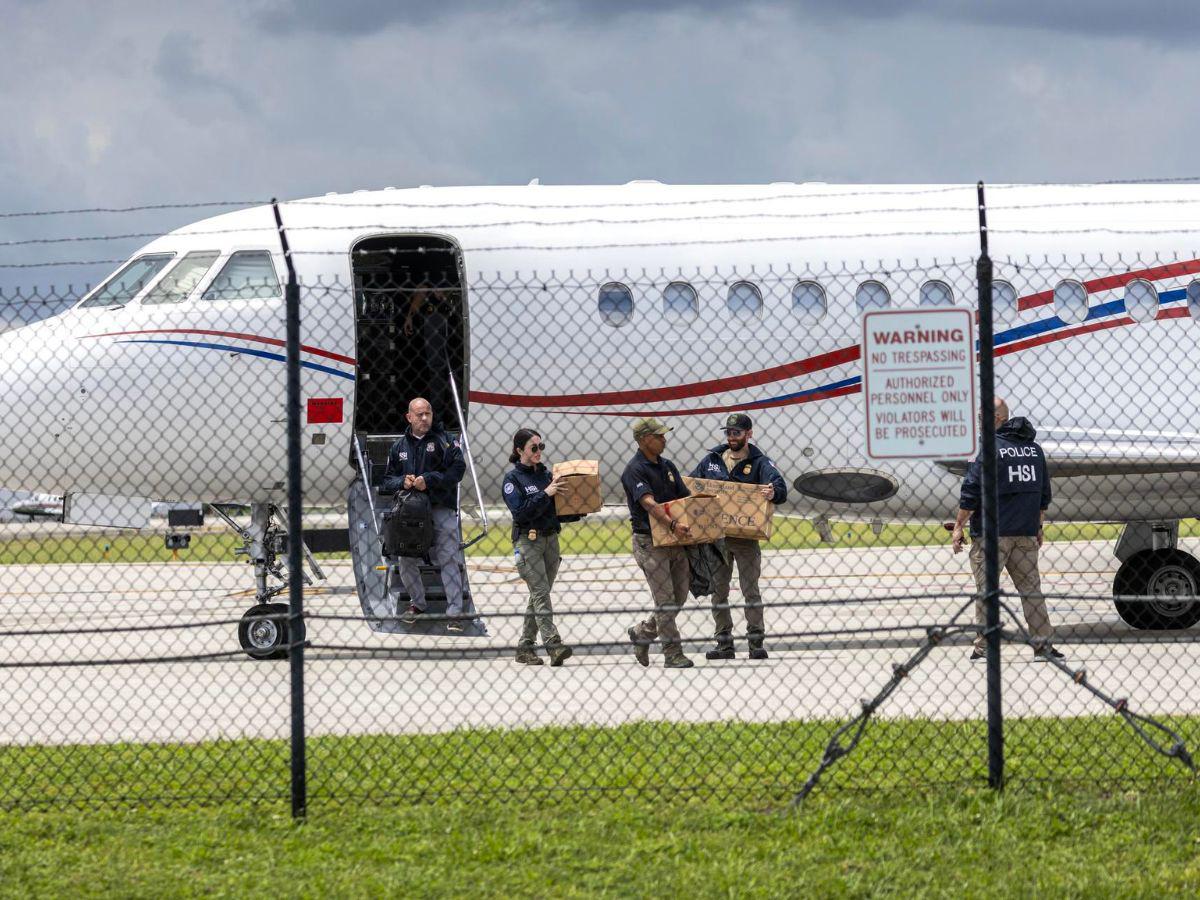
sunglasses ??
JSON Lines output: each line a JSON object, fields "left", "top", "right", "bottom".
{"left": 527, "top": 442, "right": 546, "bottom": 452}
{"left": 724, "top": 428, "right": 746, "bottom": 437}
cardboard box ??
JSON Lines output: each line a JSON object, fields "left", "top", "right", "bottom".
{"left": 650, "top": 492, "right": 724, "bottom": 547}
{"left": 552, "top": 459, "right": 603, "bottom": 516}
{"left": 683, "top": 476, "right": 775, "bottom": 540}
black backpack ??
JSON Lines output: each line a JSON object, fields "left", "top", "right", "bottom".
{"left": 382, "top": 489, "right": 435, "bottom": 558}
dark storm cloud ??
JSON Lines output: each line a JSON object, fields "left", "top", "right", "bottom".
{"left": 257, "top": 0, "right": 745, "bottom": 34}
{"left": 260, "top": 0, "right": 1200, "bottom": 41}
{"left": 5, "top": 0, "right": 1200, "bottom": 296}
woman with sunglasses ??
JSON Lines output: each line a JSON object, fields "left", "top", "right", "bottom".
{"left": 502, "top": 428, "right": 575, "bottom": 666}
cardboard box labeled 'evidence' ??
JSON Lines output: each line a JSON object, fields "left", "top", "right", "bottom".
{"left": 650, "top": 493, "right": 723, "bottom": 547}
{"left": 552, "top": 460, "right": 603, "bottom": 516}
{"left": 683, "top": 476, "right": 775, "bottom": 540}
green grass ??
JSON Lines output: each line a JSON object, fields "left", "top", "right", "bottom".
{"left": 0, "top": 719, "right": 1198, "bottom": 896}
{"left": 1, "top": 518, "right": 1182, "bottom": 565}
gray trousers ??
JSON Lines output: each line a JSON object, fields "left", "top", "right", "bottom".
{"left": 631, "top": 533, "right": 691, "bottom": 654}
{"left": 515, "top": 532, "right": 563, "bottom": 648}
{"left": 711, "top": 536, "right": 764, "bottom": 638}
{"left": 969, "top": 536, "right": 1052, "bottom": 651}
{"left": 396, "top": 506, "right": 465, "bottom": 616}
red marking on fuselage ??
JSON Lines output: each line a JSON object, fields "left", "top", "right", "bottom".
{"left": 82, "top": 329, "right": 356, "bottom": 366}
{"left": 470, "top": 344, "right": 861, "bottom": 409}
{"left": 1016, "top": 258, "right": 1200, "bottom": 312}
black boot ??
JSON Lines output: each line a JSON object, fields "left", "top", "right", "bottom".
{"left": 748, "top": 634, "right": 768, "bottom": 660}
{"left": 705, "top": 634, "right": 735, "bottom": 661}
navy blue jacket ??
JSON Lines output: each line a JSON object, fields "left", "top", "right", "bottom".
{"left": 503, "top": 463, "right": 562, "bottom": 538}
{"left": 959, "top": 418, "right": 1051, "bottom": 538}
{"left": 380, "top": 427, "right": 465, "bottom": 509}
{"left": 690, "top": 443, "right": 788, "bottom": 504}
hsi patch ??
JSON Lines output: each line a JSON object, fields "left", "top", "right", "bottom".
{"left": 504, "top": 482, "right": 514, "bottom": 495}
{"left": 525, "top": 485, "right": 539, "bottom": 494}
{"left": 398, "top": 452, "right": 408, "bottom": 461}
{"left": 426, "top": 444, "right": 435, "bottom": 453}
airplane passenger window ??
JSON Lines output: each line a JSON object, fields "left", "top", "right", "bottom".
{"left": 991, "top": 280, "right": 1018, "bottom": 325}
{"left": 202, "top": 251, "right": 282, "bottom": 302}
{"left": 855, "top": 280, "right": 890, "bottom": 312}
{"left": 78, "top": 254, "right": 175, "bottom": 308}
{"left": 662, "top": 282, "right": 698, "bottom": 320}
{"left": 1053, "top": 279, "right": 1088, "bottom": 325}
{"left": 598, "top": 283, "right": 634, "bottom": 326}
{"left": 1124, "top": 278, "right": 1159, "bottom": 323}
{"left": 791, "top": 280, "right": 826, "bottom": 321}
{"left": 726, "top": 281, "right": 763, "bottom": 317}
{"left": 142, "top": 251, "right": 221, "bottom": 305}
{"left": 1188, "top": 280, "right": 1200, "bottom": 320}
{"left": 919, "top": 280, "right": 954, "bottom": 307}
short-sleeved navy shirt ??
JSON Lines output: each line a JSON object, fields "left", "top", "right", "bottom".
{"left": 621, "top": 451, "right": 690, "bottom": 534}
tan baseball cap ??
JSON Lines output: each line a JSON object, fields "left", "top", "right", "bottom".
{"left": 631, "top": 417, "right": 673, "bottom": 439}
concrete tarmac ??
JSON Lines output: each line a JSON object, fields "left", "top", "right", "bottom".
{"left": 1, "top": 538, "right": 1198, "bottom": 746}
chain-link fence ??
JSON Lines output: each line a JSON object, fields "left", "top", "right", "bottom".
{"left": 1, "top": 185, "right": 1198, "bottom": 814}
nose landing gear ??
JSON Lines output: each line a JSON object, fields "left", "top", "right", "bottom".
{"left": 209, "top": 502, "right": 321, "bottom": 659}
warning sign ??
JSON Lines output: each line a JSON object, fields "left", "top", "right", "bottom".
{"left": 306, "top": 397, "right": 344, "bottom": 425}
{"left": 862, "top": 308, "right": 976, "bottom": 460}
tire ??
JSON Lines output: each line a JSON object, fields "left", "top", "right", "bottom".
{"left": 1113, "top": 549, "right": 1200, "bottom": 630}
{"left": 238, "top": 602, "right": 304, "bottom": 660}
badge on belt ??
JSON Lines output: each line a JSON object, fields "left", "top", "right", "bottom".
{"left": 528, "top": 529, "right": 538, "bottom": 540}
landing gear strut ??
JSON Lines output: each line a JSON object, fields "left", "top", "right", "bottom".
{"left": 211, "top": 502, "right": 323, "bottom": 659}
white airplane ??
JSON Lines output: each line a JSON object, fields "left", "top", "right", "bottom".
{"left": 2, "top": 181, "right": 1199, "bottom": 656}
{"left": 8, "top": 492, "right": 63, "bottom": 521}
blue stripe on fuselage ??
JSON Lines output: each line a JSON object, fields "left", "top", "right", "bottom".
{"left": 115, "top": 339, "right": 356, "bottom": 381}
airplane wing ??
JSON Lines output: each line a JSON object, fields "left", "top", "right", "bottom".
{"left": 937, "top": 432, "right": 1200, "bottom": 478}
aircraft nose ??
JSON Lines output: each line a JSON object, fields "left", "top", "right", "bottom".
{"left": 0, "top": 319, "right": 77, "bottom": 492}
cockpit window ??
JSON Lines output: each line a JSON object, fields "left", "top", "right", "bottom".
{"left": 141, "top": 251, "right": 221, "bottom": 305}
{"left": 202, "top": 251, "right": 282, "bottom": 301}
{"left": 78, "top": 254, "right": 175, "bottom": 308}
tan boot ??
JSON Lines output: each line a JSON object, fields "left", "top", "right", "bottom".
{"left": 548, "top": 644, "right": 573, "bottom": 667}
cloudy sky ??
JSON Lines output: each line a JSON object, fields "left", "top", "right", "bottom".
{"left": 2, "top": 0, "right": 1198, "bottom": 298}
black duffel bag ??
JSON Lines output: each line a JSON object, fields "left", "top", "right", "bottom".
{"left": 382, "top": 489, "right": 435, "bottom": 558}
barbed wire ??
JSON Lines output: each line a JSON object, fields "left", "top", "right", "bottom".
{"left": 11, "top": 198, "right": 1200, "bottom": 251}
{"left": 0, "top": 200, "right": 268, "bottom": 220}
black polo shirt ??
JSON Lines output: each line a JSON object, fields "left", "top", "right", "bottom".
{"left": 621, "top": 451, "right": 690, "bottom": 534}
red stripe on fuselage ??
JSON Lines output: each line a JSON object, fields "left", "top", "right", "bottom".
{"left": 81, "top": 329, "right": 357, "bottom": 366}
{"left": 470, "top": 344, "right": 861, "bottom": 408}
{"left": 493, "top": 383, "right": 863, "bottom": 417}
{"left": 1016, "top": 258, "right": 1200, "bottom": 312}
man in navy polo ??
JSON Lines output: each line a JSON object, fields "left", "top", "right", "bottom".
{"left": 622, "top": 416, "right": 696, "bottom": 669}
{"left": 691, "top": 413, "right": 787, "bottom": 660}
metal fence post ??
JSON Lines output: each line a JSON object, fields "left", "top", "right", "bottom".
{"left": 976, "top": 181, "right": 1004, "bottom": 791}
{"left": 273, "top": 199, "right": 307, "bottom": 819}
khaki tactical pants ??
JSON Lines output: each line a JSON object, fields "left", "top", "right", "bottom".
{"left": 514, "top": 532, "right": 563, "bottom": 648}
{"left": 969, "top": 536, "right": 1052, "bottom": 651}
{"left": 631, "top": 533, "right": 691, "bottom": 654}
{"left": 711, "top": 536, "right": 764, "bottom": 638}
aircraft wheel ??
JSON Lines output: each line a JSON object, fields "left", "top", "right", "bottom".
{"left": 1113, "top": 549, "right": 1200, "bottom": 630}
{"left": 238, "top": 602, "right": 302, "bottom": 660}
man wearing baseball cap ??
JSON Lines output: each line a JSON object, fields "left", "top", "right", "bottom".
{"left": 691, "top": 413, "right": 787, "bottom": 660}
{"left": 622, "top": 416, "right": 696, "bottom": 668}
